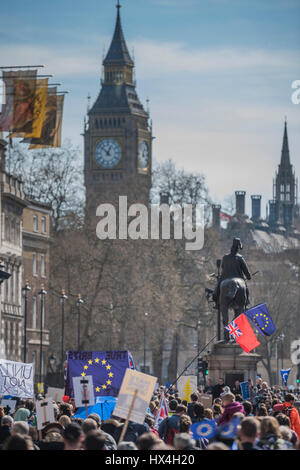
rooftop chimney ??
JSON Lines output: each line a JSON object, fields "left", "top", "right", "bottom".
{"left": 212, "top": 204, "right": 221, "bottom": 228}
{"left": 235, "top": 191, "right": 246, "bottom": 215}
{"left": 251, "top": 195, "right": 262, "bottom": 220}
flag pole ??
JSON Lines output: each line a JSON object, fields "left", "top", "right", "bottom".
{"left": 166, "top": 334, "right": 217, "bottom": 394}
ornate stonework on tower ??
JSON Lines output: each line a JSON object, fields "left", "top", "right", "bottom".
{"left": 270, "top": 120, "right": 298, "bottom": 228}
{"left": 84, "top": 4, "right": 152, "bottom": 219}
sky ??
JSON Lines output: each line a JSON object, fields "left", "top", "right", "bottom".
{"left": 0, "top": 0, "right": 299, "bottom": 216}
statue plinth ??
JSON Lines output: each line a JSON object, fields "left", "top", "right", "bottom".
{"left": 207, "top": 341, "right": 261, "bottom": 388}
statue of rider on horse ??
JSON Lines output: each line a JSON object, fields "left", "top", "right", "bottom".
{"left": 206, "top": 238, "right": 252, "bottom": 342}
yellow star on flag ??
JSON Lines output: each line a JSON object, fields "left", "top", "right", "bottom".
{"left": 106, "top": 364, "right": 111, "bottom": 370}
{"left": 95, "top": 358, "right": 99, "bottom": 363}
{"left": 84, "top": 365, "right": 88, "bottom": 370}
{"left": 81, "top": 372, "right": 86, "bottom": 377}
{"left": 88, "top": 360, "right": 93, "bottom": 365}
{"left": 96, "top": 387, "right": 100, "bottom": 392}
{"left": 102, "top": 360, "right": 106, "bottom": 365}
{"left": 102, "top": 385, "right": 107, "bottom": 389}
{"left": 108, "top": 372, "right": 113, "bottom": 378}
{"left": 107, "top": 380, "right": 112, "bottom": 385}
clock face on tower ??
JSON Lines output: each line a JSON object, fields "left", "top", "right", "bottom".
{"left": 95, "top": 138, "right": 122, "bottom": 168}
{"left": 138, "top": 140, "right": 149, "bottom": 169}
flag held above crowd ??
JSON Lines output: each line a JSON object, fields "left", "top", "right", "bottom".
{"left": 225, "top": 313, "right": 261, "bottom": 353}
{"left": 245, "top": 303, "right": 276, "bottom": 337}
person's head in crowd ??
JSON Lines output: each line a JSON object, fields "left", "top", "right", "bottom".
{"left": 169, "top": 399, "right": 178, "bottom": 413}
{"left": 204, "top": 408, "right": 214, "bottom": 420}
{"left": 221, "top": 392, "right": 235, "bottom": 407}
{"left": 213, "top": 398, "right": 222, "bottom": 405}
{"left": 260, "top": 416, "right": 281, "bottom": 438}
{"left": 14, "top": 407, "right": 30, "bottom": 422}
{"left": 174, "top": 433, "right": 195, "bottom": 450}
{"left": 45, "top": 432, "right": 64, "bottom": 443}
{"left": 193, "top": 403, "right": 205, "bottom": 421}
{"left": 176, "top": 398, "right": 182, "bottom": 404}
{"left": 28, "top": 426, "right": 38, "bottom": 443}
{"left": 179, "top": 414, "right": 192, "bottom": 433}
{"left": 243, "top": 401, "right": 253, "bottom": 416}
{"left": 238, "top": 417, "right": 260, "bottom": 444}
{"left": 275, "top": 413, "right": 291, "bottom": 428}
{"left": 82, "top": 418, "right": 97, "bottom": 436}
{"left": 256, "top": 405, "right": 268, "bottom": 417}
{"left": 101, "top": 418, "right": 121, "bottom": 437}
{"left": 262, "top": 382, "right": 268, "bottom": 391}
{"left": 117, "top": 441, "right": 137, "bottom": 450}
{"left": 1, "top": 415, "right": 13, "bottom": 428}
{"left": 11, "top": 421, "right": 29, "bottom": 436}
{"left": 213, "top": 404, "right": 223, "bottom": 418}
{"left": 137, "top": 432, "right": 161, "bottom": 450}
{"left": 272, "top": 398, "right": 280, "bottom": 408}
{"left": 175, "top": 404, "right": 187, "bottom": 416}
{"left": 59, "top": 415, "right": 71, "bottom": 429}
{"left": 3, "top": 433, "right": 31, "bottom": 450}
{"left": 285, "top": 393, "right": 296, "bottom": 405}
{"left": 88, "top": 413, "right": 101, "bottom": 429}
{"left": 42, "top": 422, "right": 63, "bottom": 440}
{"left": 218, "top": 378, "right": 224, "bottom": 385}
{"left": 232, "top": 412, "right": 245, "bottom": 421}
{"left": 63, "top": 423, "right": 83, "bottom": 450}
{"left": 0, "top": 407, "right": 4, "bottom": 420}
{"left": 190, "top": 393, "right": 198, "bottom": 404}
{"left": 235, "top": 394, "right": 243, "bottom": 403}
{"left": 83, "top": 430, "right": 106, "bottom": 450}
{"left": 72, "top": 417, "right": 84, "bottom": 427}
{"left": 144, "top": 413, "right": 155, "bottom": 429}
{"left": 59, "top": 403, "right": 72, "bottom": 418}
{"left": 207, "top": 442, "right": 229, "bottom": 450}
{"left": 279, "top": 426, "right": 293, "bottom": 443}
{"left": 24, "top": 400, "right": 34, "bottom": 413}
{"left": 181, "top": 399, "right": 188, "bottom": 408}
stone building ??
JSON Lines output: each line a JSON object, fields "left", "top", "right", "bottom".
{"left": 22, "top": 199, "right": 51, "bottom": 380}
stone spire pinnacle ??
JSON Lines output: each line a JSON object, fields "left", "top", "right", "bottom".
{"left": 103, "top": 3, "right": 134, "bottom": 67}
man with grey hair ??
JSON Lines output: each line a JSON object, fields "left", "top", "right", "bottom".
{"left": 174, "top": 433, "right": 197, "bottom": 450}
{"left": 11, "top": 421, "right": 29, "bottom": 436}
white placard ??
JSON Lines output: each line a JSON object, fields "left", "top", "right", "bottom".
{"left": 0, "top": 360, "right": 34, "bottom": 398}
{"left": 36, "top": 399, "right": 55, "bottom": 430}
{"left": 72, "top": 375, "right": 95, "bottom": 408}
{"left": 46, "top": 387, "right": 65, "bottom": 402}
{"left": 113, "top": 369, "right": 157, "bottom": 424}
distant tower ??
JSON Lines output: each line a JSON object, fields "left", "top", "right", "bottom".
{"left": 271, "top": 120, "right": 298, "bottom": 228}
{"left": 84, "top": 2, "right": 152, "bottom": 219}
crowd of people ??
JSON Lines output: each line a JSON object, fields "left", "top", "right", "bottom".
{"left": 1, "top": 376, "right": 300, "bottom": 451}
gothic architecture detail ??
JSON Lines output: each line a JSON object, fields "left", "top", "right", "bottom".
{"left": 84, "top": 4, "right": 152, "bottom": 217}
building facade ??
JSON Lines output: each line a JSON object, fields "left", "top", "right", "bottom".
{"left": 22, "top": 200, "right": 51, "bottom": 380}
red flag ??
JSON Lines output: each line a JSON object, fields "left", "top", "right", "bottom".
{"left": 225, "top": 313, "right": 260, "bottom": 353}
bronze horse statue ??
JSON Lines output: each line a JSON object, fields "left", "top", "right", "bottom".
{"left": 205, "top": 238, "right": 252, "bottom": 342}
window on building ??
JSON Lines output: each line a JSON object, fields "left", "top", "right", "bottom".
{"left": 41, "top": 216, "right": 46, "bottom": 234}
{"left": 32, "top": 296, "right": 37, "bottom": 329}
{"left": 33, "top": 252, "right": 37, "bottom": 276}
{"left": 32, "top": 351, "right": 36, "bottom": 364}
{"left": 33, "top": 215, "right": 38, "bottom": 232}
{"left": 41, "top": 254, "right": 46, "bottom": 277}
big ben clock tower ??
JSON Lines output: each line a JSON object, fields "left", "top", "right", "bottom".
{"left": 84, "top": 2, "right": 152, "bottom": 219}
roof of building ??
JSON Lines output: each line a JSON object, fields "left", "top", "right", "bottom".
{"left": 103, "top": 5, "right": 134, "bottom": 67}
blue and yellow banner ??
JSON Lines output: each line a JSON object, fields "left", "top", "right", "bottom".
{"left": 245, "top": 303, "right": 276, "bottom": 336}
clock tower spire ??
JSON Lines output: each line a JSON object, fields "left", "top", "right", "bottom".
{"left": 84, "top": 3, "right": 152, "bottom": 219}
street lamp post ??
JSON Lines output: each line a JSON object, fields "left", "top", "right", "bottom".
{"left": 77, "top": 294, "right": 84, "bottom": 350}
{"left": 109, "top": 303, "right": 113, "bottom": 350}
{"left": 38, "top": 284, "right": 47, "bottom": 385}
{"left": 22, "top": 280, "right": 31, "bottom": 363}
{"left": 60, "top": 289, "right": 68, "bottom": 372}
{"left": 143, "top": 312, "right": 148, "bottom": 372}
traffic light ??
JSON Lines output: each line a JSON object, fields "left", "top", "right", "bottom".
{"left": 197, "top": 358, "right": 203, "bottom": 374}
{"left": 202, "top": 360, "right": 208, "bottom": 376}
{"left": 297, "top": 374, "right": 300, "bottom": 384}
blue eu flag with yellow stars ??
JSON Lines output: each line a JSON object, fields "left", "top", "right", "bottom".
{"left": 245, "top": 303, "right": 276, "bottom": 336}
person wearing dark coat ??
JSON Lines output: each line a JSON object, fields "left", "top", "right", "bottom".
{"left": 0, "top": 415, "right": 13, "bottom": 448}
{"left": 213, "top": 379, "right": 225, "bottom": 400}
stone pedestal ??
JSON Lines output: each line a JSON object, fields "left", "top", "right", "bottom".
{"left": 207, "top": 342, "right": 261, "bottom": 388}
